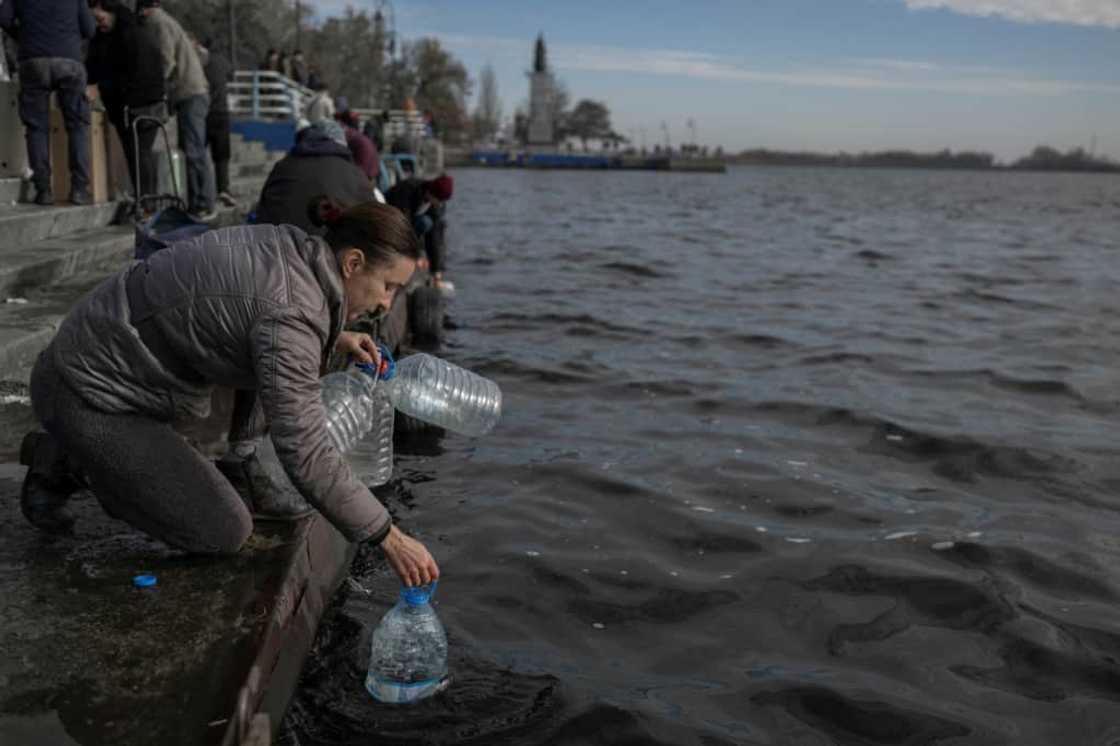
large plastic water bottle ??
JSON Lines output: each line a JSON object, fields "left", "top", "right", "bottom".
{"left": 320, "top": 364, "right": 394, "bottom": 486}
{"left": 366, "top": 584, "right": 449, "bottom": 704}
{"left": 382, "top": 353, "right": 502, "bottom": 436}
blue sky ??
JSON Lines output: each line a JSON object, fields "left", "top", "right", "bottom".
{"left": 313, "top": 0, "right": 1120, "bottom": 160}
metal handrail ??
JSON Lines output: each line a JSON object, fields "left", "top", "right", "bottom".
{"left": 225, "top": 71, "right": 438, "bottom": 164}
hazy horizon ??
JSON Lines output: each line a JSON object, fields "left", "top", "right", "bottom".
{"left": 312, "top": 0, "right": 1120, "bottom": 161}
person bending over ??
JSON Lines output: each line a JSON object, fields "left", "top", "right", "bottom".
{"left": 19, "top": 203, "right": 438, "bottom": 587}
{"left": 386, "top": 173, "right": 454, "bottom": 288}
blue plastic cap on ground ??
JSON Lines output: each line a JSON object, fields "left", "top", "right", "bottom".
{"left": 401, "top": 582, "right": 437, "bottom": 606}
{"left": 133, "top": 574, "right": 158, "bottom": 588}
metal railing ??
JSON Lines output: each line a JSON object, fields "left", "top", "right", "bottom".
{"left": 226, "top": 71, "right": 443, "bottom": 175}
{"left": 229, "top": 70, "right": 313, "bottom": 121}
{"left": 351, "top": 107, "right": 430, "bottom": 144}
{"left": 228, "top": 71, "right": 432, "bottom": 140}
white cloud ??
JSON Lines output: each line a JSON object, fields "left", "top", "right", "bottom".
{"left": 426, "top": 32, "right": 1120, "bottom": 98}
{"left": 903, "top": 0, "right": 1120, "bottom": 28}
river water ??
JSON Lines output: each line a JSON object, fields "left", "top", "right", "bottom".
{"left": 285, "top": 167, "right": 1120, "bottom": 745}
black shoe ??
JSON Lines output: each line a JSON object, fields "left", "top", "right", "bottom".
{"left": 69, "top": 188, "right": 92, "bottom": 206}
{"left": 33, "top": 190, "right": 53, "bottom": 206}
{"left": 216, "top": 438, "right": 313, "bottom": 519}
{"left": 19, "top": 431, "right": 80, "bottom": 534}
{"left": 20, "top": 473, "right": 77, "bottom": 534}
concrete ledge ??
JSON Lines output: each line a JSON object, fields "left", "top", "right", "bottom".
{"left": 0, "top": 202, "right": 119, "bottom": 247}
{"left": 0, "top": 463, "right": 355, "bottom": 746}
{"left": 0, "top": 315, "right": 62, "bottom": 380}
{"left": 0, "top": 179, "right": 21, "bottom": 205}
{"left": 0, "top": 226, "right": 134, "bottom": 300}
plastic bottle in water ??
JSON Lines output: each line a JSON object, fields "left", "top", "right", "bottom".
{"left": 320, "top": 364, "right": 394, "bottom": 486}
{"left": 383, "top": 353, "right": 502, "bottom": 436}
{"left": 366, "top": 584, "right": 449, "bottom": 704}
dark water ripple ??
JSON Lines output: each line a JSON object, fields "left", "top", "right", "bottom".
{"left": 289, "top": 168, "right": 1120, "bottom": 744}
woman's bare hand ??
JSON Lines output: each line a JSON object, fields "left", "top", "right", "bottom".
{"left": 335, "top": 331, "right": 380, "bottom": 366}
{"left": 380, "top": 525, "right": 440, "bottom": 587}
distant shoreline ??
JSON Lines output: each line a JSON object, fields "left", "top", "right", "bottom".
{"left": 448, "top": 146, "right": 1120, "bottom": 175}
{"left": 723, "top": 161, "right": 1120, "bottom": 175}
{"left": 726, "top": 147, "right": 1120, "bottom": 174}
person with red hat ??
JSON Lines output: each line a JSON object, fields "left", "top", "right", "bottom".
{"left": 386, "top": 172, "right": 454, "bottom": 288}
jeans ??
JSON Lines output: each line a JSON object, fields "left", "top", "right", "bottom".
{"left": 206, "top": 110, "right": 231, "bottom": 194}
{"left": 18, "top": 57, "right": 90, "bottom": 196}
{"left": 175, "top": 94, "right": 213, "bottom": 213}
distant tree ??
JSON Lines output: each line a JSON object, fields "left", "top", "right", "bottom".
{"left": 308, "top": 8, "right": 388, "bottom": 107}
{"left": 471, "top": 63, "right": 502, "bottom": 143}
{"left": 403, "top": 37, "right": 472, "bottom": 144}
{"left": 159, "top": 3, "right": 474, "bottom": 141}
{"left": 567, "top": 99, "right": 611, "bottom": 150}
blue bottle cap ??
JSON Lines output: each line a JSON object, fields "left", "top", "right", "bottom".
{"left": 354, "top": 343, "right": 396, "bottom": 381}
{"left": 133, "top": 574, "right": 158, "bottom": 588}
{"left": 401, "top": 581, "right": 437, "bottom": 606}
{"left": 376, "top": 343, "right": 397, "bottom": 381}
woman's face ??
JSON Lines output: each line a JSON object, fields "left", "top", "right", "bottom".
{"left": 339, "top": 251, "right": 416, "bottom": 322}
{"left": 92, "top": 8, "right": 115, "bottom": 32}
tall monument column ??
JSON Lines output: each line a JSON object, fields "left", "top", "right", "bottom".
{"left": 527, "top": 33, "right": 556, "bottom": 147}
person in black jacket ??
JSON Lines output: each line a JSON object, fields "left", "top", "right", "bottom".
{"left": 196, "top": 37, "right": 234, "bottom": 207}
{"left": 254, "top": 120, "right": 372, "bottom": 234}
{"left": 0, "top": 0, "right": 95, "bottom": 205}
{"left": 86, "top": 0, "right": 165, "bottom": 200}
{"left": 386, "top": 173, "right": 454, "bottom": 287}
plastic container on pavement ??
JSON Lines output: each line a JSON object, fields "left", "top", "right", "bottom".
{"left": 365, "top": 583, "right": 449, "bottom": 704}
{"left": 320, "top": 362, "right": 395, "bottom": 486}
{"left": 382, "top": 353, "right": 502, "bottom": 436}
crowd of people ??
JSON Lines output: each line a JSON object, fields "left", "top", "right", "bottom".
{"left": 1, "top": 0, "right": 231, "bottom": 218}
{"left": 5, "top": 2, "right": 458, "bottom": 590}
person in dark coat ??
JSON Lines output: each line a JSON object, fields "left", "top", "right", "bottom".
{"left": 336, "top": 109, "right": 379, "bottom": 183}
{"left": 197, "top": 37, "right": 234, "bottom": 206}
{"left": 255, "top": 120, "right": 372, "bottom": 234}
{"left": 0, "top": 0, "right": 95, "bottom": 205}
{"left": 86, "top": 0, "right": 165, "bottom": 199}
{"left": 289, "top": 49, "right": 307, "bottom": 86}
{"left": 386, "top": 173, "right": 454, "bottom": 287}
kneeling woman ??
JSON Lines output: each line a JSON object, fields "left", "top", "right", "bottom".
{"left": 20, "top": 203, "right": 438, "bottom": 587}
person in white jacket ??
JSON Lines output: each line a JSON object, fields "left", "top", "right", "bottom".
{"left": 305, "top": 78, "right": 334, "bottom": 122}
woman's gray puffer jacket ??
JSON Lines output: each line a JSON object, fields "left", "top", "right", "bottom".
{"left": 51, "top": 223, "right": 390, "bottom": 543}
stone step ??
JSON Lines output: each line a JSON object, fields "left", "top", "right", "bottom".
{"left": 0, "top": 303, "right": 62, "bottom": 380}
{"left": 0, "top": 178, "right": 22, "bottom": 205}
{"left": 228, "top": 176, "right": 263, "bottom": 201}
{"left": 231, "top": 159, "right": 273, "bottom": 180}
{"left": 231, "top": 141, "right": 269, "bottom": 163}
{"left": 0, "top": 200, "right": 250, "bottom": 313}
{"left": 0, "top": 224, "right": 134, "bottom": 300}
{"left": 0, "top": 202, "right": 121, "bottom": 247}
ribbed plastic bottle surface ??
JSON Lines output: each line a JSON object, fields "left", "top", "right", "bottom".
{"left": 385, "top": 353, "right": 502, "bottom": 436}
{"left": 346, "top": 390, "right": 394, "bottom": 486}
{"left": 320, "top": 368, "right": 394, "bottom": 486}
{"left": 366, "top": 586, "right": 449, "bottom": 704}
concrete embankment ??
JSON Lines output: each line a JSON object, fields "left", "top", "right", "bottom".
{"left": 0, "top": 135, "right": 357, "bottom": 745}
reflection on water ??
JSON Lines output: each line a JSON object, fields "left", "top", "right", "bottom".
{"left": 287, "top": 167, "right": 1120, "bottom": 745}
